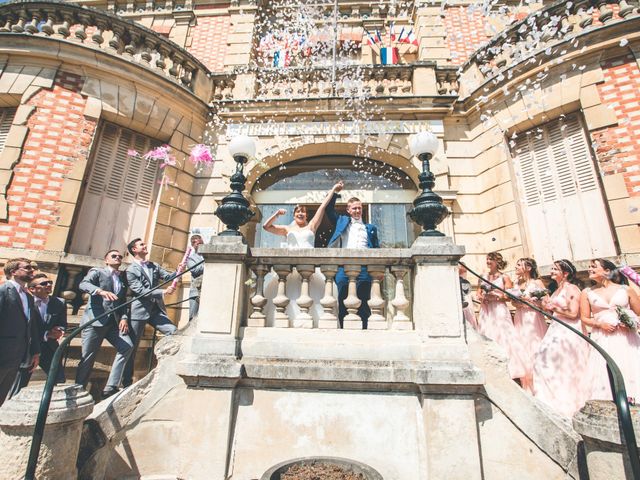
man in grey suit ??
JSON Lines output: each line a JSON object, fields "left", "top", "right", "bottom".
{"left": 122, "top": 238, "right": 178, "bottom": 387}
{"left": 75, "top": 250, "right": 133, "bottom": 399}
{"left": 10, "top": 273, "right": 67, "bottom": 396}
{"left": 187, "top": 234, "right": 205, "bottom": 321}
{"left": 0, "top": 258, "right": 40, "bottom": 406}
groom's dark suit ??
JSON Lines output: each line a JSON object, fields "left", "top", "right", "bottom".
{"left": 0, "top": 281, "right": 40, "bottom": 406}
{"left": 326, "top": 193, "right": 380, "bottom": 328}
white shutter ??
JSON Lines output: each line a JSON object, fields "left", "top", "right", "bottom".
{"left": 0, "top": 107, "right": 17, "bottom": 154}
{"left": 69, "top": 122, "right": 160, "bottom": 258}
{"left": 512, "top": 113, "right": 616, "bottom": 266}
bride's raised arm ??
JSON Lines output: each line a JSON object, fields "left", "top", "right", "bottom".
{"left": 308, "top": 181, "right": 343, "bottom": 233}
{"left": 262, "top": 208, "right": 289, "bottom": 237}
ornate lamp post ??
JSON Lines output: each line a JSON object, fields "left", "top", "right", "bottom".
{"left": 214, "top": 134, "right": 256, "bottom": 238}
{"left": 408, "top": 131, "right": 449, "bottom": 237}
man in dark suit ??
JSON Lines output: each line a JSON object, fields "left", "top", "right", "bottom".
{"left": 326, "top": 193, "right": 380, "bottom": 328}
{"left": 75, "top": 249, "right": 134, "bottom": 399}
{"left": 122, "top": 238, "right": 178, "bottom": 388}
{"left": 10, "top": 273, "right": 67, "bottom": 395}
{"left": 187, "top": 234, "right": 205, "bottom": 321}
{"left": 0, "top": 258, "right": 40, "bottom": 406}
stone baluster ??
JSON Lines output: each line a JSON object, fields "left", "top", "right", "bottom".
{"left": 91, "top": 19, "right": 106, "bottom": 47}
{"left": 248, "top": 265, "right": 268, "bottom": 327}
{"left": 224, "top": 78, "right": 235, "bottom": 99}
{"left": 342, "top": 266, "right": 362, "bottom": 330}
{"left": 72, "top": 19, "right": 88, "bottom": 44}
{"left": 140, "top": 37, "right": 153, "bottom": 65}
{"left": 126, "top": 1, "right": 135, "bottom": 13}
{"left": 619, "top": 0, "right": 636, "bottom": 17}
{"left": 181, "top": 61, "right": 193, "bottom": 87}
{"left": 24, "top": 11, "right": 40, "bottom": 35}
{"left": 213, "top": 79, "right": 224, "bottom": 100}
{"left": 53, "top": 13, "right": 72, "bottom": 39}
{"left": 318, "top": 266, "right": 338, "bottom": 329}
{"left": 107, "top": 25, "right": 124, "bottom": 54}
{"left": 577, "top": 5, "right": 594, "bottom": 29}
{"left": 10, "top": 9, "right": 27, "bottom": 33}
{"left": 40, "top": 13, "right": 55, "bottom": 36}
{"left": 366, "top": 266, "right": 387, "bottom": 330}
{"left": 391, "top": 266, "right": 411, "bottom": 330}
{"left": 374, "top": 70, "right": 385, "bottom": 94}
{"left": 387, "top": 70, "right": 399, "bottom": 94}
{"left": 400, "top": 69, "right": 412, "bottom": 94}
{"left": 294, "top": 265, "right": 315, "bottom": 328}
{"left": 61, "top": 265, "right": 83, "bottom": 316}
{"left": 272, "top": 265, "right": 291, "bottom": 328}
{"left": 156, "top": 45, "right": 169, "bottom": 71}
{"left": 597, "top": 0, "right": 614, "bottom": 23}
{"left": 0, "top": 16, "right": 13, "bottom": 33}
{"left": 146, "top": 0, "right": 154, "bottom": 11}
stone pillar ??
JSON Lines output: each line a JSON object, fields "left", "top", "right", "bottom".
{"left": 410, "top": 236, "right": 465, "bottom": 339}
{"left": 0, "top": 384, "right": 94, "bottom": 479}
{"left": 573, "top": 400, "right": 640, "bottom": 480}
{"left": 195, "top": 236, "right": 249, "bottom": 355}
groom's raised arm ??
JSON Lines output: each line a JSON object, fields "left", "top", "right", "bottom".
{"left": 326, "top": 192, "right": 340, "bottom": 226}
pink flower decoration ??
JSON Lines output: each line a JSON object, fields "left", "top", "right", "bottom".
{"left": 127, "top": 149, "right": 139, "bottom": 157}
{"left": 189, "top": 144, "right": 214, "bottom": 166}
{"left": 621, "top": 266, "right": 640, "bottom": 287}
{"left": 143, "top": 145, "right": 176, "bottom": 169}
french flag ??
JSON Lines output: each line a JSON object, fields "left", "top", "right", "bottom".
{"left": 380, "top": 47, "right": 399, "bottom": 65}
{"left": 399, "top": 28, "right": 419, "bottom": 46}
{"left": 273, "top": 49, "right": 290, "bottom": 68}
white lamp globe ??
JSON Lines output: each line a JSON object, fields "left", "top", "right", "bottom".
{"left": 408, "top": 131, "right": 439, "bottom": 157}
{"left": 228, "top": 135, "right": 256, "bottom": 159}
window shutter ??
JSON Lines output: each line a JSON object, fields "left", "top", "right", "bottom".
{"left": 0, "top": 107, "right": 17, "bottom": 154}
{"left": 512, "top": 113, "right": 615, "bottom": 265}
{"left": 69, "top": 122, "right": 160, "bottom": 258}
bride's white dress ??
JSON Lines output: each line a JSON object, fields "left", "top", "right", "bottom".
{"left": 263, "top": 229, "right": 328, "bottom": 326}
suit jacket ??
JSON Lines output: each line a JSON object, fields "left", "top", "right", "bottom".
{"left": 0, "top": 282, "right": 41, "bottom": 368}
{"left": 187, "top": 251, "right": 204, "bottom": 291}
{"left": 35, "top": 296, "right": 67, "bottom": 350}
{"left": 326, "top": 193, "right": 380, "bottom": 249}
{"left": 79, "top": 267, "right": 129, "bottom": 327}
{"left": 126, "top": 261, "right": 176, "bottom": 321}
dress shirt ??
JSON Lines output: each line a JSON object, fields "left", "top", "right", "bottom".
{"left": 35, "top": 296, "right": 49, "bottom": 324}
{"left": 344, "top": 219, "right": 368, "bottom": 249}
{"left": 109, "top": 267, "right": 122, "bottom": 294}
{"left": 9, "top": 279, "right": 30, "bottom": 318}
{"left": 134, "top": 259, "right": 153, "bottom": 281}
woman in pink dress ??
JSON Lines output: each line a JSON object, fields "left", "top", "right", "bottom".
{"left": 533, "top": 259, "right": 590, "bottom": 418}
{"left": 580, "top": 258, "right": 640, "bottom": 403}
{"left": 477, "top": 252, "right": 526, "bottom": 380}
{"left": 511, "top": 258, "right": 548, "bottom": 393}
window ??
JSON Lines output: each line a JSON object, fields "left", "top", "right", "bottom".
{"left": 511, "top": 113, "right": 616, "bottom": 265}
{"left": 0, "top": 107, "right": 17, "bottom": 154}
{"left": 69, "top": 122, "right": 160, "bottom": 258}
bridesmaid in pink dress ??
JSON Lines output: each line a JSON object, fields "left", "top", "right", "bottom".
{"left": 533, "top": 259, "right": 590, "bottom": 418}
{"left": 477, "top": 252, "right": 526, "bottom": 380}
{"left": 511, "top": 258, "right": 548, "bottom": 393}
{"left": 580, "top": 258, "right": 640, "bottom": 403}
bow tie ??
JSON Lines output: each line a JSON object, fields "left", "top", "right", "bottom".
{"left": 112, "top": 270, "right": 121, "bottom": 276}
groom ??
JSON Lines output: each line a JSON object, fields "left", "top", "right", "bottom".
{"left": 326, "top": 190, "right": 380, "bottom": 328}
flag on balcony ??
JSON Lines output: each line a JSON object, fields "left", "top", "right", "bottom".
{"left": 273, "top": 49, "right": 290, "bottom": 68}
{"left": 380, "top": 47, "right": 399, "bottom": 65}
{"left": 389, "top": 22, "right": 396, "bottom": 42}
{"left": 399, "top": 28, "right": 419, "bottom": 46}
{"left": 364, "top": 28, "right": 379, "bottom": 47}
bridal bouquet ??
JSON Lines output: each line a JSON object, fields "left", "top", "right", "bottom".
{"left": 616, "top": 306, "right": 638, "bottom": 330}
{"left": 480, "top": 282, "right": 493, "bottom": 293}
{"left": 528, "top": 287, "right": 549, "bottom": 300}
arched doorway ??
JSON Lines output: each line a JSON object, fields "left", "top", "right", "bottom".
{"left": 251, "top": 155, "right": 420, "bottom": 248}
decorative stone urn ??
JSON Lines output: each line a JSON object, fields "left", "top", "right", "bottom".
{"left": 0, "top": 384, "right": 94, "bottom": 479}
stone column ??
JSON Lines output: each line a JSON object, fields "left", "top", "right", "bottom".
{"left": 366, "top": 266, "right": 387, "bottom": 330}
{"left": 0, "top": 384, "right": 94, "bottom": 479}
{"left": 573, "top": 400, "right": 640, "bottom": 480}
{"left": 318, "top": 265, "right": 338, "bottom": 329}
{"left": 294, "top": 265, "right": 314, "bottom": 328}
{"left": 342, "top": 266, "right": 363, "bottom": 330}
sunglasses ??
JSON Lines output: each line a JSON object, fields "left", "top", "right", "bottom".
{"left": 33, "top": 281, "right": 53, "bottom": 287}
{"left": 110, "top": 254, "right": 124, "bottom": 259}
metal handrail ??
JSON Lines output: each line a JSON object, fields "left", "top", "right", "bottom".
{"left": 24, "top": 259, "right": 204, "bottom": 480}
{"left": 460, "top": 261, "right": 640, "bottom": 480}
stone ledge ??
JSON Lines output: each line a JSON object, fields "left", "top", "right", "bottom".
{"left": 573, "top": 400, "right": 640, "bottom": 446}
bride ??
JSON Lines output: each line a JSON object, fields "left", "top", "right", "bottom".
{"left": 262, "top": 182, "right": 343, "bottom": 326}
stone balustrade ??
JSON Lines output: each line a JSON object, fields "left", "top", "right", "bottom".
{"left": 247, "top": 249, "right": 414, "bottom": 331}
{"left": 463, "top": 0, "right": 640, "bottom": 85}
{"left": 253, "top": 64, "right": 415, "bottom": 99}
{"left": 0, "top": 0, "right": 207, "bottom": 92}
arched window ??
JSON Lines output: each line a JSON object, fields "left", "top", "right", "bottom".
{"left": 252, "top": 156, "right": 420, "bottom": 248}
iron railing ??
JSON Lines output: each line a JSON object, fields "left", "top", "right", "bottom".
{"left": 24, "top": 259, "right": 204, "bottom": 480}
{"left": 461, "top": 261, "right": 640, "bottom": 480}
